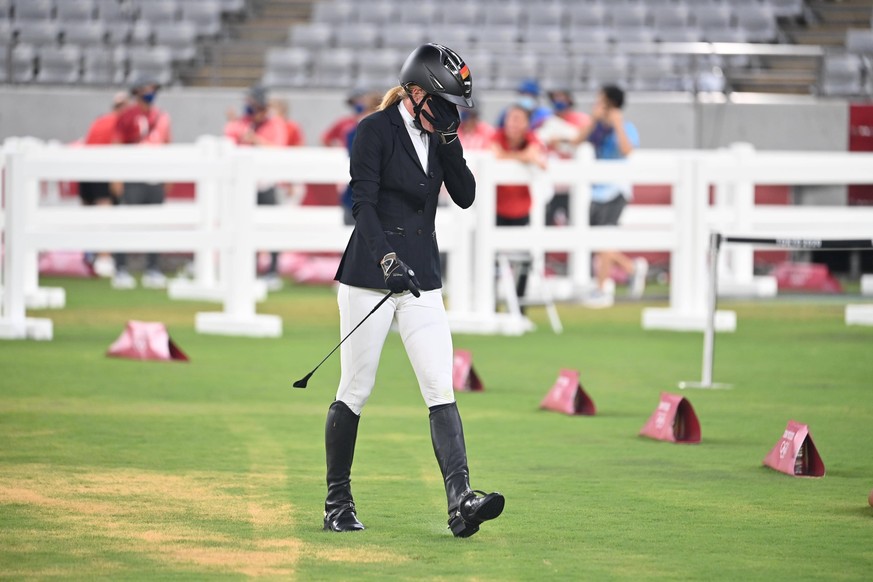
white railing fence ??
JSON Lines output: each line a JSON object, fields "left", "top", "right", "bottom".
{"left": 2, "top": 138, "right": 872, "bottom": 340}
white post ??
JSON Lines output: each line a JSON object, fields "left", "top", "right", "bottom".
{"left": 569, "top": 144, "right": 593, "bottom": 293}
{"left": 195, "top": 150, "right": 281, "bottom": 337}
{"left": 0, "top": 149, "right": 53, "bottom": 340}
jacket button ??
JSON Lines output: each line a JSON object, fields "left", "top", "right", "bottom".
{"left": 429, "top": 172, "right": 434, "bottom": 178}
{"left": 417, "top": 228, "right": 423, "bottom": 235}
{"left": 417, "top": 209, "right": 423, "bottom": 215}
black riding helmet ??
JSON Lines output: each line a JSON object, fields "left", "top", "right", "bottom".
{"left": 399, "top": 43, "right": 474, "bottom": 109}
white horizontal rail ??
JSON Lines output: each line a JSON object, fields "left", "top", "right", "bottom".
{"left": 2, "top": 138, "right": 871, "bottom": 340}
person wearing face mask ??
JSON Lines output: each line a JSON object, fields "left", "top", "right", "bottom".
{"left": 224, "top": 86, "right": 289, "bottom": 289}
{"left": 495, "top": 78, "right": 552, "bottom": 131}
{"left": 325, "top": 43, "right": 504, "bottom": 538}
{"left": 536, "top": 88, "right": 591, "bottom": 229}
{"left": 456, "top": 106, "right": 494, "bottom": 151}
{"left": 338, "top": 91, "right": 382, "bottom": 225}
{"left": 321, "top": 87, "right": 372, "bottom": 148}
{"left": 112, "top": 77, "right": 172, "bottom": 290}
{"left": 568, "top": 84, "right": 647, "bottom": 308}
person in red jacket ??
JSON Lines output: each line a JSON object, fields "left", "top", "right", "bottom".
{"left": 268, "top": 97, "right": 305, "bottom": 147}
{"left": 490, "top": 103, "right": 547, "bottom": 310}
{"left": 491, "top": 103, "right": 547, "bottom": 226}
{"left": 224, "top": 86, "right": 289, "bottom": 289}
{"left": 78, "top": 91, "right": 128, "bottom": 277}
{"left": 112, "top": 77, "right": 172, "bottom": 290}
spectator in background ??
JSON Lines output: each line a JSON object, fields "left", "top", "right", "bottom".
{"left": 112, "top": 77, "right": 172, "bottom": 290}
{"left": 569, "top": 84, "right": 647, "bottom": 308}
{"left": 79, "top": 91, "right": 128, "bottom": 278}
{"left": 321, "top": 87, "right": 372, "bottom": 148}
{"left": 495, "top": 79, "right": 552, "bottom": 130}
{"left": 457, "top": 106, "right": 495, "bottom": 151}
{"left": 339, "top": 91, "right": 381, "bottom": 225}
{"left": 224, "top": 85, "right": 289, "bottom": 290}
{"left": 269, "top": 97, "right": 306, "bottom": 146}
{"left": 490, "top": 104, "right": 547, "bottom": 308}
{"left": 537, "top": 88, "right": 591, "bottom": 226}
{"left": 491, "top": 104, "right": 547, "bottom": 226}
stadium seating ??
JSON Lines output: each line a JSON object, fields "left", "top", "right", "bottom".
{"left": 820, "top": 53, "right": 864, "bottom": 96}
{"left": 0, "top": 0, "right": 865, "bottom": 98}
{"left": 36, "top": 45, "right": 82, "bottom": 84}
{"left": 261, "top": 46, "right": 310, "bottom": 88}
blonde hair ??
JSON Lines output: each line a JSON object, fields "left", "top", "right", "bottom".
{"left": 379, "top": 86, "right": 407, "bottom": 111}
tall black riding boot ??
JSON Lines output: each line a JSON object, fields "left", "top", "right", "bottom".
{"left": 324, "top": 400, "right": 365, "bottom": 532}
{"left": 429, "top": 402, "right": 505, "bottom": 538}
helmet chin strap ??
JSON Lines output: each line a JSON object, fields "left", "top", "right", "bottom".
{"left": 403, "top": 85, "right": 428, "bottom": 132}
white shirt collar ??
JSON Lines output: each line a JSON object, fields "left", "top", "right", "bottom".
{"left": 397, "top": 101, "right": 429, "bottom": 172}
{"left": 397, "top": 100, "right": 420, "bottom": 132}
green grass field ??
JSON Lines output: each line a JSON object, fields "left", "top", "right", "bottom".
{"left": 2, "top": 277, "right": 872, "bottom": 580}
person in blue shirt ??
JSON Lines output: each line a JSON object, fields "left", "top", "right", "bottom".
{"left": 572, "top": 85, "right": 648, "bottom": 308}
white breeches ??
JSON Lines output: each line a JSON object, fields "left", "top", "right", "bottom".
{"left": 335, "top": 284, "right": 456, "bottom": 415}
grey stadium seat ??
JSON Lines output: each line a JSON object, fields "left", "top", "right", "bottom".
{"left": 475, "top": 25, "right": 520, "bottom": 52}
{"left": 126, "top": 45, "right": 174, "bottom": 86}
{"left": 846, "top": 29, "right": 873, "bottom": 55}
{"left": 14, "top": 0, "right": 54, "bottom": 20}
{"left": 62, "top": 20, "right": 108, "bottom": 46}
{"left": 311, "top": 48, "right": 356, "bottom": 88}
{"left": 519, "top": 24, "right": 566, "bottom": 49}
{"left": 568, "top": 26, "right": 614, "bottom": 51}
{"left": 770, "top": 0, "right": 805, "bottom": 20}
{"left": 261, "top": 46, "right": 310, "bottom": 88}
{"left": 136, "top": 0, "right": 180, "bottom": 24}
{"left": 821, "top": 53, "right": 863, "bottom": 96}
{"left": 96, "top": 0, "right": 135, "bottom": 23}
{"left": 312, "top": 1, "right": 356, "bottom": 25}
{"left": 128, "top": 19, "right": 154, "bottom": 44}
{"left": 610, "top": 2, "right": 650, "bottom": 28}
{"left": 11, "top": 43, "right": 36, "bottom": 82}
{"left": 482, "top": 3, "right": 523, "bottom": 27}
{"left": 355, "top": 47, "right": 403, "bottom": 89}
{"left": 379, "top": 24, "right": 425, "bottom": 51}
{"left": 56, "top": 0, "right": 96, "bottom": 22}
{"left": 568, "top": 3, "right": 608, "bottom": 28}
{"left": 584, "top": 54, "right": 629, "bottom": 90}
{"left": 82, "top": 45, "right": 123, "bottom": 84}
{"left": 692, "top": 5, "right": 734, "bottom": 32}
{"left": 288, "top": 22, "right": 333, "bottom": 49}
{"left": 357, "top": 1, "right": 396, "bottom": 25}
{"left": 524, "top": 3, "right": 564, "bottom": 27}
{"left": 0, "top": 19, "right": 12, "bottom": 43}
{"left": 737, "top": 5, "right": 778, "bottom": 42}
{"left": 613, "top": 26, "right": 657, "bottom": 45}
{"left": 492, "top": 52, "right": 539, "bottom": 91}
{"left": 16, "top": 20, "right": 61, "bottom": 44}
{"left": 333, "top": 23, "right": 379, "bottom": 49}
{"left": 657, "top": 26, "right": 704, "bottom": 43}
{"left": 154, "top": 21, "right": 197, "bottom": 62}
{"left": 653, "top": 4, "right": 691, "bottom": 29}
{"left": 442, "top": 4, "right": 482, "bottom": 27}
{"left": 427, "top": 25, "right": 473, "bottom": 54}
{"left": 181, "top": 0, "right": 222, "bottom": 38}
{"left": 398, "top": 3, "right": 438, "bottom": 27}
{"left": 217, "top": 0, "right": 246, "bottom": 17}
{"left": 36, "top": 44, "right": 82, "bottom": 84}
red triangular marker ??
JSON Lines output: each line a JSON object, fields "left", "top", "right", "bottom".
{"left": 107, "top": 321, "right": 189, "bottom": 362}
{"left": 639, "top": 392, "right": 701, "bottom": 443}
{"left": 763, "top": 420, "right": 825, "bottom": 477}
{"left": 539, "top": 369, "right": 596, "bottom": 415}
{"left": 452, "top": 349, "right": 483, "bottom": 392}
